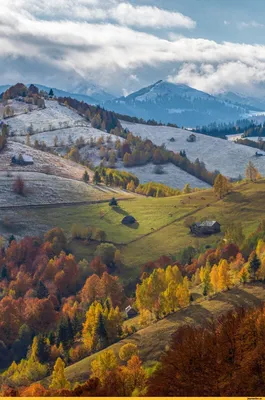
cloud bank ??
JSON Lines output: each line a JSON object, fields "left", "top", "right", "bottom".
{"left": 1, "top": 0, "right": 265, "bottom": 95}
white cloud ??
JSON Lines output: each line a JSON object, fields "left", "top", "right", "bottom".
{"left": 2, "top": 0, "right": 265, "bottom": 95}
{"left": 168, "top": 61, "right": 265, "bottom": 94}
{"left": 2, "top": 0, "right": 196, "bottom": 29}
{"left": 237, "top": 20, "right": 264, "bottom": 29}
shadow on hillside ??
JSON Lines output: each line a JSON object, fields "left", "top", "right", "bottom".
{"left": 113, "top": 206, "right": 129, "bottom": 216}
{"left": 224, "top": 191, "right": 247, "bottom": 203}
{"left": 125, "top": 222, "right": 139, "bottom": 230}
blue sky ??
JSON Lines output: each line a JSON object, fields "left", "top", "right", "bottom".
{"left": 1, "top": 0, "right": 265, "bottom": 96}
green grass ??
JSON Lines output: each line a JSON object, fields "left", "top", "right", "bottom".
{"left": 60, "top": 282, "right": 265, "bottom": 384}
{"left": 14, "top": 179, "right": 265, "bottom": 276}
{"left": 30, "top": 196, "right": 197, "bottom": 244}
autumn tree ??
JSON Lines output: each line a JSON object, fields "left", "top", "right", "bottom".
{"left": 13, "top": 176, "right": 25, "bottom": 195}
{"left": 119, "top": 343, "right": 139, "bottom": 361}
{"left": 213, "top": 174, "right": 231, "bottom": 199}
{"left": 245, "top": 161, "right": 260, "bottom": 181}
{"left": 49, "top": 357, "right": 70, "bottom": 390}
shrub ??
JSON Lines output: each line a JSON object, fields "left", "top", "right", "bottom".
{"left": 13, "top": 176, "right": 25, "bottom": 195}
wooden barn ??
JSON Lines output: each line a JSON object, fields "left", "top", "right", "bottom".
{"left": 125, "top": 305, "right": 138, "bottom": 319}
{"left": 187, "top": 133, "right": 196, "bottom": 142}
{"left": 190, "top": 220, "right": 221, "bottom": 236}
{"left": 11, "top": 154, "right": 34, "bottom": 166}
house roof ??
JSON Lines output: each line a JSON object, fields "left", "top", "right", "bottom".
{"left": 195, "top": 220, "right": 219, "bottom": 227}
{"left": 13, "top": 154, "right": 33, "bottom": 162}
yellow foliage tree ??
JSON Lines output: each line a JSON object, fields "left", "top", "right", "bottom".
{"left": 119, "top": 343, "right": 139, "bottom": 361}
{"left": 218, "top": 259, "right": 231, "bottom": 291}
{"left": 246, "top": 161, "right": 260, "bottom": 181}
{"left": 210, "top": 264, "right": 219, "bottom": 293}
{"left": 91, "top": 349, "right": 118, "bottom": 384}
{"left": 214, "top": 174, "right": 231, "bottom": 199}
{"left": 49, "top": 357, "right": 70, "bottom": 390}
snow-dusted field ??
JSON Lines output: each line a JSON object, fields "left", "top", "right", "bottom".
{"left": 116, "top": 162, "right": 210, "bottom": 190}
{"left": 7, "top": 100, "right": 86, "bottom": 135}
{"left": 1, "top": 141, "right": 92, "bottom": 181}
{"left": 0, "top": 100, "right": 39, "bottom": 119}
{"left": 0, "top": 171, "right": 117, "bottom": 207}
{"left": 14, "top": 126, "right": 117, "bottom": 146}
{"left": 121, "top": 121, "right": 265, "bottom": 178}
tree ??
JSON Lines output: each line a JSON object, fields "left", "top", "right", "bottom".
{"left": 49, "top": 89, "right": 54, "bottom": 98}
{"left": 49, "top": 357, "right": 70, "bottom": 390}
{"left": 83, "top": 170, "right": 89, "bottom": 183}
{"left": 200, "top": 264, "right": 212, "bottom": 296}
{"left": 214, "top": 174, "right": 230, "bottom": 199}
{"left": 119, "top": 343, "right": 139, "bottom": 361}
{"left": 109, "top": 197, "right": 118, "bottom": 207}
{"left": 246, "top": 161, "right": 260, "bottom": 181}
{"left": 225, "top": 223, "right": 245, "bottom": 247}
{"left": 13, "top": 176, "right": 25, "bottom": 195}
{"left": 95, "top": 243, "right": 117, "bottom": 267}
{"left": 183, "top": 183, "right": 192, "bottom": 194}
{"left": 91, "top": 349, "right": 118, "bottom": 384}
{"left": 93, "top": 170, "right": 101, "bottom": 184}
{"left": 36, "top": 281, "right": 49, "bottom": 299}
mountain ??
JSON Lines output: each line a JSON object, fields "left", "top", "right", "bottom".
{"left": 217, "top": 91, "right": 265, "bottom": 112}
{"left": 104, "top": 80, "right": 255, "bottom": 127}
{"left": 67, "top": 81, "right": 115, "bottom": 103}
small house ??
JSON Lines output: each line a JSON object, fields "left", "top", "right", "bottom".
{"left": 122, "top": 215, "right": 136, "bottom": 225}
{"left": 125, "top": 305, "right": 138, "bottom": 319}
{"left": 190, "top": 220, "right": 221, "bottom": 236}
{"left": 11, "top": 154, "right": 34, "bottom": 166}
{"left": 187, "top": 134, "right": 196, "bottom": 143}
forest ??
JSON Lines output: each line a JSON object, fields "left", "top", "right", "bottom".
{"left": 1, "top": 206, "right": 265, "bottom": 395}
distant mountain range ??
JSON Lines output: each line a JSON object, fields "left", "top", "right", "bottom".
{"left": 0, "top": 82, "right": 114, "bottom": 105}
{"left": 104, "top": 80, "right": 265, "bottom": 127}
{"left": 2, "top": 80, "right": 265, "bottom": 127}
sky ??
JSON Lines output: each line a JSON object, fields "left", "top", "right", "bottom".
{"left": 2, "top": 0, "right": 265, "bottom": 96}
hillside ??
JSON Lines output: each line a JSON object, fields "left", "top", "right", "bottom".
{"left": 62, "top": 282, "right": 265, "bottom": 384}
{"left": 4, "top": 179, "right": 265, "bottom": 276}
{"left": 121, "top": 120, "right": 265, "bottom": 179}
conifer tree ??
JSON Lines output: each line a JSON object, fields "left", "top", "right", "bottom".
{"left": 49, "top": 357, "right": 70, "bottom": 390}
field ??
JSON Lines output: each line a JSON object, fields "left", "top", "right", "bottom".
{"left": 61, "top": 282, "right": 265, "bottom": 384}
{"left": 5, "top": 179, "right": 265, "bottom": 278}
{"left": 8, "top": 100, "right": 85, "bottom": 135}
{"left": 116, "top": 162, "right": 211, "bottom": 190}
{"left": 121, "top": 121, "right": 265, "bottom": 179}
{"left": 0, "top": 141, "right": 93, "bottom": 181}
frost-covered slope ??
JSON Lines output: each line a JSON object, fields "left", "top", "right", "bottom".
{"left": 8, "top": 100, "right": 86, "bottom": 135}
{"left": 116, "top": 162, "right": 210, "bottom": 190}
{"left": 121, "top": 121, "right": 265, "bottom": 179}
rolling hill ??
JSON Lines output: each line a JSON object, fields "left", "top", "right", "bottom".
{"left": 58, "top": 282, "right": 265, "bottom": 384}
{"left": 120, "top": 120, "right": 265, "bottom": 179}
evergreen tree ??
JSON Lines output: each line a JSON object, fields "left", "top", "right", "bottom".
{"left": 49, "top": 89, "right": 54, "bottom": 97}
{"left": 95, "top": 312, "right": 108, "bottom": 349}
{"left": 109, "top": 197, "right": 118, "bottom": 207}
{"left": 36, "top": 281, "right": 49, "bottom": 299}
{"left": 36, "top": 335, "right": 50, "bottom": 363}
{"left": 56, "top": 317, "right": 74, "bottom": 348}
{"left": 93, "top": 170, "right": 101, "bottom": 184}
{"left": 249, "top": 252, "right": 261, "bottom": 275}
{"left": 8, "top": 234, "right": 16, "bottom": 245}
{"left": 82, "top": 170, "right": 89, "bottom": 183}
